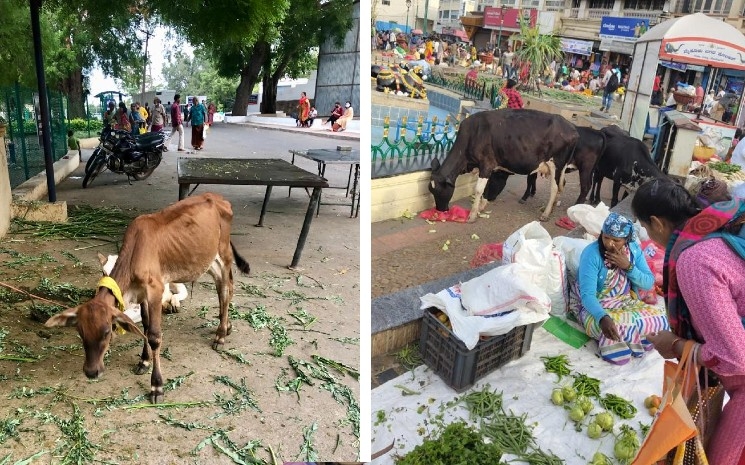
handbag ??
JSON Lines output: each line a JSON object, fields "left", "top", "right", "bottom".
{"left": 202, "top": 125, "right": 208, "bottom": 140}
{"left": 632, "top": 341, "right": 699, "bottom": 465}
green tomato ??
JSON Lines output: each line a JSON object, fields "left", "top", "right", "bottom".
{"left": 551, "top": 388, "right": 564, "bottom": 405}
{"left": 562, "top": 385, "right": 577, "bottom": 402}
{"left": 569, "top": 406, "right": 585, "bottom": 422}
{"left": 587, "top": 422, "right": 603, "bottom": 439}
{"left": 590, "top": 452, "right": 612, "bottom": 465}
{"left": 595, "top": 411, "right": 614, "bottom": 431}
{"left": 614, "top": 440, "right": 638, "bottom": 460}
{"left": 577, "top": 395, "right": 594, "bottom": 414}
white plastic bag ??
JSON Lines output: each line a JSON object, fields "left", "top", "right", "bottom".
{"left": 502, "top": 222, "right": 569, "bottom": 316}
{"left": 460, "top": 263, "right": 551, "bottom": 316}
{"left": 567, "top": 202, "right": 611, "bottom": 237}
{"left": 202, "top": 125, "right": 209, "bottom": 140}
{"left": 552, "top": 236, "right": 592, "bottom": 279}
{"left": 420, "top": 283, "right": 549, "bottom": 350}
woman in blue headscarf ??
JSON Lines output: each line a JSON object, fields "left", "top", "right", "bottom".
{"left": 575, "top": 212, "right": 669, "bottom": 364}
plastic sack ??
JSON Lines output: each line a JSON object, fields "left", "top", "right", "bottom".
{"left": 641, "top": 239, "right": 664, "bottom": 288}
{"left": 419, "top": 205, "right": 470, "bottom": 223}
{"left": 203, "top": 125, "right": 209, "bottom": 140}
{"left": 502, "top": 222, "right": 569, "bottom": 316}
{"left": 460, "top": 264, "right": 552, "bottom": 317}
{"left": 420, "top": 282, "right": 550, "bottom": 350}
{"left": 567, "top": 202, "right": 611, "bottom": 237}
{"left": 552, "top": 236, "right": 592, "bottom": 278}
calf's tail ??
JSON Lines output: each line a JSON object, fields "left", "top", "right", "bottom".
{"left": 231, "top": 241, "right": 251, "bottom": 275}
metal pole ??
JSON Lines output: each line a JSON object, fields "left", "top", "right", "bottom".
{"left": 423, "top": 0, "right": 429, "bottom": 34}
{"left": 30, "top": 0, "right": 56, "bottom": 203}
{"left": 141, "top": 29, "right": 149, "bottom": 103}
{"left": 406, "top": 7, "right": 410, "bottom": 34}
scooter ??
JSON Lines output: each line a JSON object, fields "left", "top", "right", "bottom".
{"left": 83, "top": 127, "right": 168, "bottom": 188}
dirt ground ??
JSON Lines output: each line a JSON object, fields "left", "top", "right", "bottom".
{"left": 0, "top": 124, "right": 360, "bottom": 464}
{"left": 372, "top": 173, "right": 616, "bottom": 298}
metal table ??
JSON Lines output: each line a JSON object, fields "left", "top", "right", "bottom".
{"left": 177, "top": 157, "right": 329, "bottom": 269}
{"left": 289, "top": 148, "right": 360, "bottom": 217}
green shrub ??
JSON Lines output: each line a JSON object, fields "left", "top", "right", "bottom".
{"left": 67, "top": 118, "right": 103, "bottom": 132}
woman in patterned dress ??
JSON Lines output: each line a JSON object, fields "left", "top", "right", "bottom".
{"left": 575, "top": 212, "right": 669, "bottom": 364}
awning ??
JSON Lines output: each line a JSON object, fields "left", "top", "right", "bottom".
{"left": 599, "top": 38, "right": 635, "bottom": 55}
{"left": 561, "top": 38, "right": 594, "bottom": 56}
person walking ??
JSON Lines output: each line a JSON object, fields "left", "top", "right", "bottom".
{"left": 207, "top": 101, "right": 216, "bottom": 126}
{"left": 187, "top": 97, "right": 207, "bottom": 151}
{"left": 297, "top": 91, "right": 311, "bottom": 127}
{"left": 169, "top": 94, "right": 184, "bottom": 151}
{"left": 501, "top": 46, "right": 514, "bottom": 79}
{"left": 150, "top": 97, "right": 167, "bottom": 133}
{"left": 600, "top": 63, "right": 621, "bottom": 113}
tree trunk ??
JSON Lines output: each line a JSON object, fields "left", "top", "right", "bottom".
{"left": 231, "top": 41, "right": 269, "bottom": 116}
{"left": 62, "top": 68, "right": 86, "bottom": 119}
{"left": 260, "top": 73, "right": 279, "bottom": 115}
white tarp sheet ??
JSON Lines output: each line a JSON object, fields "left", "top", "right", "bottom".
{"left": 371, "top": 327, "right": 666, "bottom": 463}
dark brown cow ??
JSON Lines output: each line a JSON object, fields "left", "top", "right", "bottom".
{"left": 430, "top": 109, "right": 579, "bottom": 222}
{"left": 45, "top": 193, "right": 250, "bottom": 403}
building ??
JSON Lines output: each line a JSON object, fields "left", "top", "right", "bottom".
{"left": 436, "top": 0, "right": 477, "bottom": 33}
{"left": 459, "top": 0, "right": 745, "bottom": 92}
{"left": 373, "top": 0, "right": 440, "bottom": 33}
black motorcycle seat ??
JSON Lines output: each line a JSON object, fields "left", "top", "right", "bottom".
{"left": 134, "top": 132, "right": 166, "bottom": 142}
{"left": 134, "top": 137, "right": 165, "bottom": 151}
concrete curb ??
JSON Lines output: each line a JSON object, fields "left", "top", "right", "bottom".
{"left": 10, "top": 150, "right": 80, "bottom": 222}
{"left": 239, "top": 122, "right": 360, "bottom": 141}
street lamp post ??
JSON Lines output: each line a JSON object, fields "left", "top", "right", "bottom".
{"left": 405, "top": 0, "right": 412, "bottom": 35}
{"left": 496, "top": 6, "right": 505, "bottom": 52}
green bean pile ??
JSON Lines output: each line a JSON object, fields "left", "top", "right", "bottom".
{"left": 573, "top": 373, "right": 601, "bottom": 398}
{"left": 599, "top": 393, "right": 637, "bottom": 419}
{"left": 481, "top": 411, "right": 535, "bottom": 455}
{"left": 540, "top": 355, "right": 572, "bottom": 380}
{"left": 460, "top": 386, "right": 503, "bottom": 419}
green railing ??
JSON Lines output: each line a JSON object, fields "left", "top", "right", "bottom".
{"left": 372, "top": 115, "right": 460, "bottom": 162}
{"left": 1, "top": 83, "right": 68, "bottom": 189}
{"left": 427, "top": 74, "right": 487, "bottom": 101}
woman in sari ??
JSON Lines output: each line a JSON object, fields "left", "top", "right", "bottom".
{"left": 115, "top": 102, "right": 131, "bottom": 133}
{"left": 633, "top": 180, "right": 745, "bottom": 464}
{"left": 297, "top": 92, "right": 310, "bottom": 127}
{"left": 575, "top": 212, "right": 668, "bottom": 365}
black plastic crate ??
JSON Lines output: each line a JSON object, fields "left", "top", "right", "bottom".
{"left": 419, "top": 307, "right": 536, "bottom": 392}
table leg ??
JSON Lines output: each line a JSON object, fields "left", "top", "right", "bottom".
{"left": 316, "top": 163, "right": 327, "bottom": 216}
{"left": 350, "top": 163, "right": 360, "bottom": 218}
{"left": 346, "top": 164, "right": 353, "bottom": 197}
{"left": 256, "top": 185, "right": 273, "bottom": 227}
{"left": 290, "top": 187, "right": 322, "bottom": 269}
{"left": 179, "top": 183, "right": 190, "bottom": 201}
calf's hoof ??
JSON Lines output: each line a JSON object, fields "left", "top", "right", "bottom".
{"left": 539, "top": 214, "right": 550, "bottom": 222}
{"left": 518, "top": 198, "right": 527, "bottom": 204}
{"left": 212, "top": 338, "right": 225, "bottom": 351}
{"left": 134, "top": 361, "right": 150, "bottom": 375}
{"left": 149, "top": 388, "right": 164, "bottom": 404}
{"left": 466, "top": 214, "right": 477, "bottom": 223}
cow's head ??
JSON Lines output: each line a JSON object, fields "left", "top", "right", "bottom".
{"left": 45, "top": 298, "right": 144, "bottom": 379}
{"left": 631, "top": 161, "right": 658, "bottom": 186}
{"left": 429, "top": 158, "right": 455, "bottom": 211}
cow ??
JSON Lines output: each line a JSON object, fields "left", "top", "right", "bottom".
{"left": 45, "top": 193, "right": 251, "bottom": 404}
{"left": 430, "top": 109, "right": 579, "bottom": 222}
{"left": 99, "top": 253, "right": 189, "bottom": 317}
{"left": 590, "top": 127, "right": 667, "bottom": 206}
{"left": 506, "top": 126, "right": 607, "bottom": 206}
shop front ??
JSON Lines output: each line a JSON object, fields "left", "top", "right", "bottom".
{"left": 559, "top": 38, "right": 596, "bottom": 74}
{"left": 482, "top": 6, "right": 538, "bottom": 52}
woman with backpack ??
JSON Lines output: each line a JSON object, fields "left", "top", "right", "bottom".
{"left": 600, "top": 63, "right": 621, "bottom": 113}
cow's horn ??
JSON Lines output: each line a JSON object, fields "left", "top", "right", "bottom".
{"left": 430, "top": 180, "right": 435, "bottom": 189}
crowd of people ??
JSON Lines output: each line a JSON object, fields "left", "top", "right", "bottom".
{"left": 102, "top": 94, "right": 217, "bottom": 152}
{"left": 295, "top": 92, "right": 354, "bottom": 132}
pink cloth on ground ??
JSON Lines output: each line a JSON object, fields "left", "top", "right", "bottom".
{"left": 419, "top": 205, "right": 470, "bottom": 222}
{"left": 676, "top": 239, "right": 745, "bottom": 464}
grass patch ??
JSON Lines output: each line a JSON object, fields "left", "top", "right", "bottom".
{"left": 10, "top": 204, "right": 132, "bottom": 242}
{"left": 212, "top": 375, "right": 262, "bottom": 417}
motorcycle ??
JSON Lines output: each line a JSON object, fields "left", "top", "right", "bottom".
{"left": 83, "top": 127, "right": 168, "bottom": 188}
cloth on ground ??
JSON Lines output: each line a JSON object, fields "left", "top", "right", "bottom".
{"left": 419, "top": 205, "right": 470, "bottom": 222}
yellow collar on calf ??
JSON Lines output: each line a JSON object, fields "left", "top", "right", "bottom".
{"left": 97, "top": 276, "right": 125, "bottom": 312}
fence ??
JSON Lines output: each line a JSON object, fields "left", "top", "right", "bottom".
{"left": 427, "top": 74, "right": 487, "bottom": 101}
{"left": 371, "top": 115, "right": 460, "bottom": 163}
{"left": 1, "top": 83, "right": 68, "bottom": 189}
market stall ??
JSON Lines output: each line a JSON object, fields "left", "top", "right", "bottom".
{"left": 621, "top": 13, "right": 745, "bottom": 145}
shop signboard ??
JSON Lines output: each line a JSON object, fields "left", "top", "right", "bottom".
{"left": 483, "top": 7, "right": 538, "bottom": 31}
{"left": 659, "top": 38, "right": 745, "bottom": 71}
{"left": 659, "top": 60, "right": 688, "bottom": 72}
{"left": 600, "top": 17, "right": 650, "bottom": 41}
{"left": 560, "top": 38, "right": 593, "bottom": 56}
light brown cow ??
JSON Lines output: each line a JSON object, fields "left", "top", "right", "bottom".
{"left": 45, "top": 193, "right": 250, "bottom": 404}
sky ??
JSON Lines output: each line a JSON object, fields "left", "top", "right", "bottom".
{"left": 88, "top": 26, "right": 192, "bottom": 97}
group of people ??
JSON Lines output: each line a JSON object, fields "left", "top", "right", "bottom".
{"left": 571, "top": 179, "right": 745, "bottom": 462}
{"left": 659, "top": 79, "right": 741, "bottom": 124}
{"left": 296, "top": 92, "right": 354, "bottom": 132}
{"left": 103, "top": 93, "right": 216, "bottom": 152}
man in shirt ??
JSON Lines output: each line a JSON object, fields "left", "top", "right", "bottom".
{"left": 168, "top": 94, "right": 184, "bottom": 151}
{"left": 150, "top": 97, "right": 167, "bottom": 133}
{"left": 600, "top": 63, "right": 621, "bottom": 113}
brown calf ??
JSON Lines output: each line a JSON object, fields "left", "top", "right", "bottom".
{"left": 45, "top": 193, "right": 250, "bottom": 403}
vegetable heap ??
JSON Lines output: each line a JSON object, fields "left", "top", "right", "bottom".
{"left": 709, "top": 160, "right": 741, "bottom": 174}
{"left": 395, "top": 421, "right": 503, "bottom": 465}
